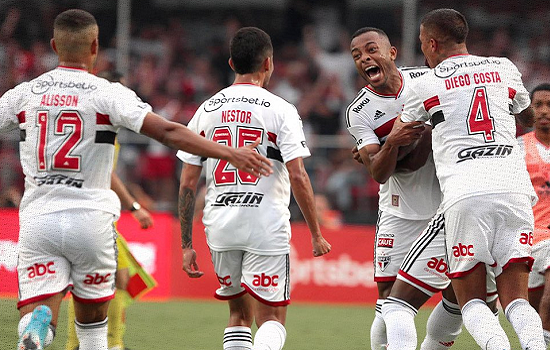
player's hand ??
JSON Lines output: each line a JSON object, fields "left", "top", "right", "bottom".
{"left": 228, "top": 138, "right": 273, "bottom": 178}
{"left": 182, "top": 248, "right": 204, "bottom": 278}
{"left": 351, "top": 146, "right": 363, "bottom": 164}
{"left": 131, "top": 207, "right": 154, "bottom": 229}
{"left": 386, "top": 117, "right": 425, "bottom": 147}
{"left": 312, "top": 236, "right": 331, "bottom": 257}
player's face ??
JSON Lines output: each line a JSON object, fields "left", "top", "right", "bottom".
{"left": 532, "top": 90, "right": 550, "bottom": 131}
{"left": 350, "top": 31, "right": 397, "bottom": 89}
{"left": 419, "top": 25, "right": 437, "bottom": 68}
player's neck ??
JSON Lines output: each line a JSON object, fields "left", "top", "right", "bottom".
{"left": 58, "top": 60, "right": 90, "bottom": 72}
{"left": 233, "top": 73, "right": 265, "bottom": 87}
{"left": 440, "top": 45, "right": 469, "bottom": 64}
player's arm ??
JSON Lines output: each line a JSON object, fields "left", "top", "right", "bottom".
{"left": 178, "top": 162, "right": 204, "bottom": 278}
{"left": 395, "top": 124, "right": 433, "bottom": 172}
{"left": 515, "top": 105, "right": 535, "bottom": 128}
{"left": 357, "top": 118, "right": 425, "bottom": 184}
{"left": 286, "top": 157, "right": 331, "bottom": 257}
{"left": 111, "top": 173, "right": 153, "bottom": 229}
{"left": 140, "top": 112, "right": 272, "bottom": 178}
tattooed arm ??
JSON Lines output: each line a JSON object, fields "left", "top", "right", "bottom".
{"left": 178, "top": 162, "right": 204, "bottom": 278}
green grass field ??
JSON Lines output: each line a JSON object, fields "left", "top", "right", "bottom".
{"left": 0, "top": 298, "right": 522, "bottom": 349}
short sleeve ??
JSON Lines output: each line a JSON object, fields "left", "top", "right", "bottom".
{"left": 401, "top": 84, "right": 431, "bottom": 123}
{"left": 0, "top": 87, "right": 20, "bottom": 132}
{"left": 505, "top": 59, "right": 530, "bottom": 114}
{"left": 277, "top": 104, "right": 311, "bottom": 163}
{"left": 346, "top": 110, "right": 379, "bottom": 150}
{"left": 176, "top": 109, "right": 203, "bottom": 166}
{"left": 96, "top": 83, "right": 152, "bottom": 133}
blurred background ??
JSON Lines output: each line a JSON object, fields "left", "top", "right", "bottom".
{"left": 0, "top": 0, "right": 548, "bottom": 224}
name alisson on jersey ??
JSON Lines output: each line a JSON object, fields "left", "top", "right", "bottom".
{"left": 445, "top": 71, "right": 501, "bottom": 90}
{"left": 40, "top": 94, "right": 79, "bottom": 107}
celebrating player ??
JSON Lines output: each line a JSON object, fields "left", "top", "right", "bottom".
{"left": 4, "top": 9, "right": 272, "bottom": 350}
{"left": 177, "top": 27, "right": 331, "bottom": 350}
{"left": 519, "top": 83, "right": 550, "bottom": 347}
{"left": 346, "top": 27, "right": 449, "bottom": 350}
{"left": 401, "top": 8, "right": 545, "bottom": 350}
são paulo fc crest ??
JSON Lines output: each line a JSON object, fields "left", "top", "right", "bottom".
{"left": 377, "top": 256, "right": 391, "bottom": 271}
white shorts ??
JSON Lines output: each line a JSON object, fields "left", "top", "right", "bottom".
{"left": 528, "top": 239, "right": 550, "bottom": 290}
{"left": 443, "top": 193, "right": 534, "bottom": 278}
{"left": 398, "top": 213, "right": 498, "bottom": 300}
{"left": 398, "top": 214, "right": 450, "bottom": 295}
{"left": 211, "top": 250, "right": 290, "bottom": 306}
{"left": 17, "top": 209, "right": 117, "bottom": 308}
{"left": 374, "top": 210, "right": 431, "bottom": 282}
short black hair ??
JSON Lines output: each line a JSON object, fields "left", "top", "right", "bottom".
{"left": 421, "top": 8, "right": 468, "bottom": 44}
{"left": 54, "top": 9, "right": 97, "bottom": 32}
{"left": 230, "top": 27, "right": 273, "bottom": 75}
{"left": 351, "top": 27, "right": 389, "bottom": 41}
{"left": 531, "top": 83, "right": 550, "bottom": 99}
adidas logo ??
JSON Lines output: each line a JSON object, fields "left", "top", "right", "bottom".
{"left": 373, "top": 110, "right": 385, "bottom": 120}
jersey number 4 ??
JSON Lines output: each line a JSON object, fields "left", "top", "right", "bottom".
{"left": 36, "top": 110, "right": 83, "bottom": 171}
{"left": 212, "top": 126, "right": 263, "bottom": 186}
{"left": 466, "top": 87, "right": 495, "bottom": 142}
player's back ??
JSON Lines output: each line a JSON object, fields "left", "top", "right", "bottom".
{"left": 4, "top": 66, "right": 150, "bottom": 217}
{"left": 406, "top": 54, "right": 535, "bottom": 210}
{"left": 178, "top": 83, "right": 310, "bottom": 255}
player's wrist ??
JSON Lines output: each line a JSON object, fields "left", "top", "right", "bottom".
{"left": 130, "top": 201, "right": 141, "bottom": 212}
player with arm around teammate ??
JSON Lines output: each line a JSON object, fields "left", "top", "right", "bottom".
{"left": 6, "top": 9, "right": 271, "bottom": 350}
{"left": 401, "top": 8, "right": 545, "bottom": 350}
{"left": 346, "top": 27, "right": 451, "bottom": 350}
{"left": 519, "top": 83, "right": 550, "bottom": 347}
{"left": 177, "top": 27, "right": 331, "bottom": 350}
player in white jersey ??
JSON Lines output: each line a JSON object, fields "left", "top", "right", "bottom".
{"left": 346, "top": 27, "right": 466, "bottom": 350}
{"left": 177, "top": 27, "right": 331, "bottom": 350}
{"left": 2, "top": 10, "right": 272, "bottom": 350}
{"left": 401, "top": 8, "right": 545, "bottom": 350}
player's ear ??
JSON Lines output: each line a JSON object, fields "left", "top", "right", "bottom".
{"left": 91, "top": 37, "right": 98, "bottom": 55}
{"left": 390, "top": 46, "right": 398, "bottom": 61}
{"left": 50, "top": 38, "right": 57, "bottom": 54}
{"left": 263, "top": 56, "right": 271, "bottom": 72}
{"left": 228, "top": 58, "right": 235, "bottom": 72}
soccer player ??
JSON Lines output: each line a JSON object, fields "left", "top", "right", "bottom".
{"left": 401, "top": 8, "right": 546, "bottom": 350}
{"left": 3, "top": 9, "right": 272, "bottom": 350}
{"left": 519, "top": 83, "right": 550, "bottom": 347}
{"left": 346, "top": 27, "right": 447, "bottom": 350}
{"left": 177, "top": 27, "right": 331, "bottom": 350}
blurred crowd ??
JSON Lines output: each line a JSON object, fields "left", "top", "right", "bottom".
{"left": 0, "top": 0, "right": 548, "bottom": 224}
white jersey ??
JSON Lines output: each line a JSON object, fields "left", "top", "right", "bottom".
{"left": 0, "top": 66, "right": 151, "bottom": 217}
{"left": 401, "top": 54, "right": 536, "bottom": 211}
{"left": 346, "top": 67, "right": 441, "bottom": 220}
{"left": 177, "top": 83, "right": 310, "bottom": 255}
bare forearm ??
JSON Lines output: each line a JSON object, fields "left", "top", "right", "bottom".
{"left": 516, "top": 106, "right": 534, "bottom": 128}
{"left": 178, "top": 186, "right": 196, "bottom": 249}
{"left": 290, "top": 172, "right": 322, "bottom": 238}
{"left": 367, "top": 143, "right": 399, "bottom": 184}
{"left": 111, "top": 173, "right": 135, "bottom": 209}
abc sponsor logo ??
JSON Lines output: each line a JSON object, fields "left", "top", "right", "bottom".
{"left": 519, "top": 232, "right": 533, "bottom": 246}
{"left": 452, "top": 243, "right": 474, "bottom": 257}
{"left": 27, "top": 262, "right": 55, "bottom": 278}
{"left": 252, "top": 273, "right": 279, "bottom": 287}
{"left": 426, "top": 257, "right": 448, "bottom": 273}
{"left": 83, "top": 273, "right": 112, "bottom": 285}
{"left": 217, "top": 274, "right": 232, "bottom": 287}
